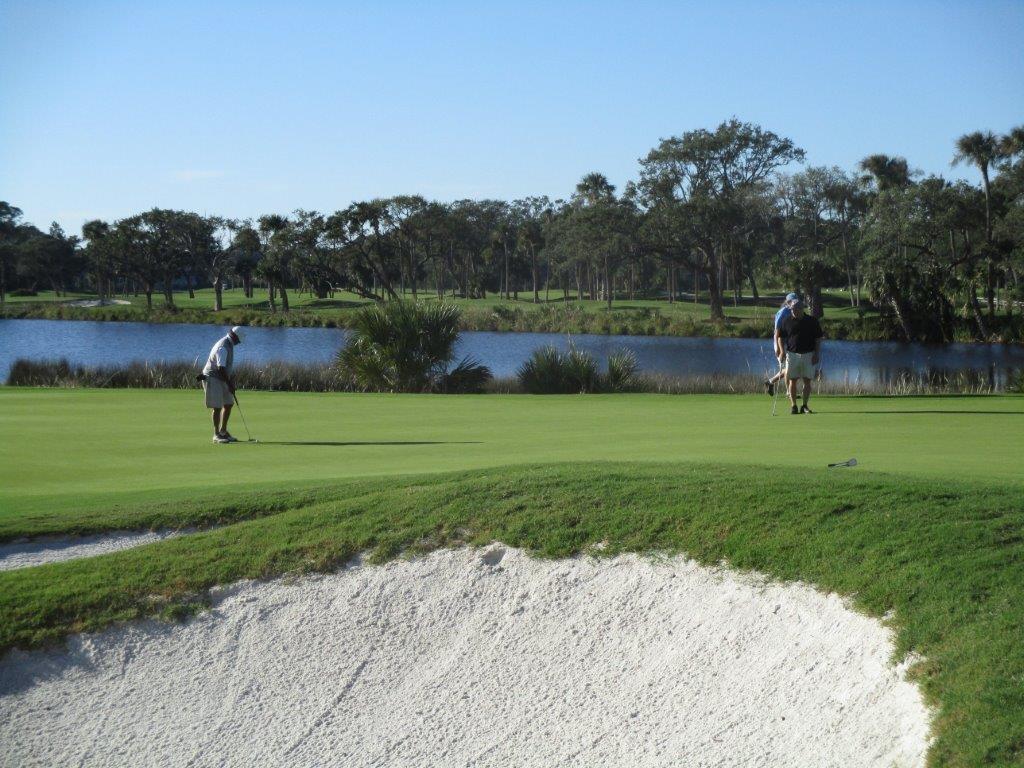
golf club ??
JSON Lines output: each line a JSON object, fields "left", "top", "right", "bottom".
{"left": 827, "top": 458, "right": 857, "bottom": 468}
{"left": 771, "top": 356, "right": 783, "bottom": 416}
{"left": 231, "top": 389, "right": 258, "bottom": 443}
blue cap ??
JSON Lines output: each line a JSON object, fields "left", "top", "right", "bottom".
{"left": 785, "top": 292, "right": 799, "bottom": 302}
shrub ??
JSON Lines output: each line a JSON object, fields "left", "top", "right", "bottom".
{"left": 336, "top": 301, "right": 492, "bottom": 393}
{"left": 517, "top": 346, "right": 565, "bottom": 394}
{"left": 605, "top": 349, "right": 639, "bottom": 392}
{"left": 517, "top": 345, "right": 636, "bottom": 394}
{"left": 563, "top": 346, "right": 599, "bottom": 393}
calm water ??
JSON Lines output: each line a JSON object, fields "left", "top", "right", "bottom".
{"left": 2, "top": 319, "right": 1023, "bottom": 386}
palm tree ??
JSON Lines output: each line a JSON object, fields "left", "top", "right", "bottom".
{"left": 337, "top": 301, "right": 491, "bottom": 393}
{"left": 574, "top": 172, "right": 616, "bottom": 206}
{"left": 999, "top": 125, "right": 1024, "bottom": 161}
{"left": 953, "top": 131, "right": 1001, "bottom": 240}
{"left": 858, "top": 154, "right": 911, "bottom": 192}
{"left": 953, "top": 131, "right": 1003, "bottom": 317}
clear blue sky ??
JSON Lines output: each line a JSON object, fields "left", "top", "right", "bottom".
{"left": 2, "top": 0, "right": 1022, "bottom": 234}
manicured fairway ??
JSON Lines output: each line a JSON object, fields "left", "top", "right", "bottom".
{"left": 1, "top": 388, "right": 1021, "bottom": 524}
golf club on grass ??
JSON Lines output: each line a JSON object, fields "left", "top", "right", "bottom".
{"left": 231, "top": 390, "right": 258, "bottom": 443}
{"left": 828, "top": 458, "right": 857, "bottom": 469}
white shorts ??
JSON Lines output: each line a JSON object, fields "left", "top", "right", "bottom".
{"left": 203, "top": 377, "right": 234, "bottom": 408}
{"left": 785, "top": 352, "right": 815, "bottom": 380}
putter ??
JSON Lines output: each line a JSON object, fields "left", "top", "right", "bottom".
{"left": 827, "top": 458, "right": 857, "bottom": 468}
{"left": 771, "top": 356, "right": 783, "bottom": 416}
{"left": 231, "top": 390, "right": 258, "bottom": 443}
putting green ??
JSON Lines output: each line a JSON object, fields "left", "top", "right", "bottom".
{"left": 1, "top": 388, "right": 1021, "bottom": 519}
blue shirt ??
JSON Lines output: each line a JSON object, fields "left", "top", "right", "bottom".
{"left": 774, "top": 306, "right": 792, "bottom": 332}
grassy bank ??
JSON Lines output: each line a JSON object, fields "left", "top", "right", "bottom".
{"left": 0, "top": 287, "right": 919, "bottom": 341}
{"left": 1, "top": 461, "right": 1022, "bottom": 766}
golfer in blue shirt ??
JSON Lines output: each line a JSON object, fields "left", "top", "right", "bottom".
{"left": 764, "top": 292, "right": 800, "bottom": 396}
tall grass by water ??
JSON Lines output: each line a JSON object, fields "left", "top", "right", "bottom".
{"left": 7, "top": 357, "right": 1019, "bottom": 395}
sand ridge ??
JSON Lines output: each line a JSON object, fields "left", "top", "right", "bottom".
{"left": 0, "top": 546, "right": 930, "bottom": 767}
{"left": 0, "top": 530, "right": 186, "bottom": 571}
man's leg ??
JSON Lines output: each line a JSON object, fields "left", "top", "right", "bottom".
{"left": 219, "top": 404, "right": 232, "bottom": 435}
{"left": 802, "top": 377, "right": 812, "bottom": 407}
{"left": 787, "top": 377, "right": 798, "bottom": 406}
{"left": 211, "top": 408, "right": 221, "bottom": 435}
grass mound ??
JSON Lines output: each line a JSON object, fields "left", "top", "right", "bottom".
{"left": 1, "top": 461, "right": 1023, "bottom": 765}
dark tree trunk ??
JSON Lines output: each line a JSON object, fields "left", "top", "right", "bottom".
{"left": 214, "top": 276, "right": 223, "bottom": 312}
{"left": 503, "top": 244, "right": 510, "bottom": 300}
{"left": 969, "top": 284, "right": 989, "bottom": 340}
{"left": 279, "top": 284, "right": 290, "bottom": 312}
{"left": 604, "top": 254, "right": 612, "bottom": 310}
{"left": 545, "top": 251, "right": 551, "bottom": 302}
{"left": 268, "top": 281, "right": 277, "bottom": 312}
{"left": 707, "top": 264, "right": 724, "bottom": 321}
{"left": 532, "top": 247, "right": 539, "bottom": 304}
{"left": 810, "top": 284, "right": 824, "bottom": 319}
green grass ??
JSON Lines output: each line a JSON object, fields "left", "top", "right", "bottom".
{"left": 2, "top": 388, "right": 1023, "bottom": 766}
{"left": 3, "top": 285, "right": 869, "bottom": 317}
{"left": 2, "top": 287, "right": 894, "bottom": 338}
{"left": 2, "top": 389, "right": 1022, "bottom": 525}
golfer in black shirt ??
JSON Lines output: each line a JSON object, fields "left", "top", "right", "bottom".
{"left": 778, "top": 300, "right": 823, "bottom": 414}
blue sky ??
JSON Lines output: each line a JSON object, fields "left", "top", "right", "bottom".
{"left": 1, "top": 1, "right": 1022, "bottom": 234}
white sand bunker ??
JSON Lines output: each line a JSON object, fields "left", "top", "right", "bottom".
{"left": 65, "top": 298, "right": 131, "bottom": 307}
{"left": 0, "top": 530, "right": 185, "bottom": 571}
{"left": 0, "top": 547, "right": 930, "bottom": 767}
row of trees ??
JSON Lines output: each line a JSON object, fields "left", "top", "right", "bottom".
{"left": 2, "top": 119, "right": 1022, "bottom": 340}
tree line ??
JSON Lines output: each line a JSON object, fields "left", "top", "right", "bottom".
{"left": 2, "top": 118, "right": 1022, "bottom": 341}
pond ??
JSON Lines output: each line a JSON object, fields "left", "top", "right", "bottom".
{"left": 2, "top": 319, "right": 1022, "bottom": 387}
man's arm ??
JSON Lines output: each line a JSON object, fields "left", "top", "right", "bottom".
{"left": 812, "top": 337, "right": 822, "bottom": 367}
{"left": 213, "top": 346, "right": 233, "bottom": 390}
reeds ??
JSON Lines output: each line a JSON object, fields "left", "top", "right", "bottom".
{"left": 7, "top": 357, "right": 1017, "bottom": 395}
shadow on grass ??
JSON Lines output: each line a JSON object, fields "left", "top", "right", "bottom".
{"left": 256, "top": 441, "right": 483, "bottom": 446}
{"left": 847, "top": 410, "right": 1023, "bottom": 415}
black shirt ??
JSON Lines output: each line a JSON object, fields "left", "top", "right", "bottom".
{"left": 780, "top": 314, "right": 824, "bottom": 354}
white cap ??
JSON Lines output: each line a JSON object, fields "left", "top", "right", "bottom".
{"left": 230, "top": 326, "right": 245, "bottom": 342}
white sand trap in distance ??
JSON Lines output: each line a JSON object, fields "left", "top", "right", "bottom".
{"left": 0, "top": 530, "right": 185, "bottom": 571}
{"left": 0, "top": 547, "right": 930, "bottom": 767}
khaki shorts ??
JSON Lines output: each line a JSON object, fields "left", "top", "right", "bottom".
{"left": 203, "top": 376, "right": 234, "bottom": 408}
{"left": 785, "top": 352, "right": 815, "bottom": 380}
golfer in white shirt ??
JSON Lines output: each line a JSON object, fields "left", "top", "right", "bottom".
{"left": 202, "top": 326, "right": 244, "bottom": 443}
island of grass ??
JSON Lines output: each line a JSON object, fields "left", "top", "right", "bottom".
{"left": 1, "top": 389, "right": 1022, "bottom": 766}
{"left": 0, "top": 286, "right": 921, "bottom": 341}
